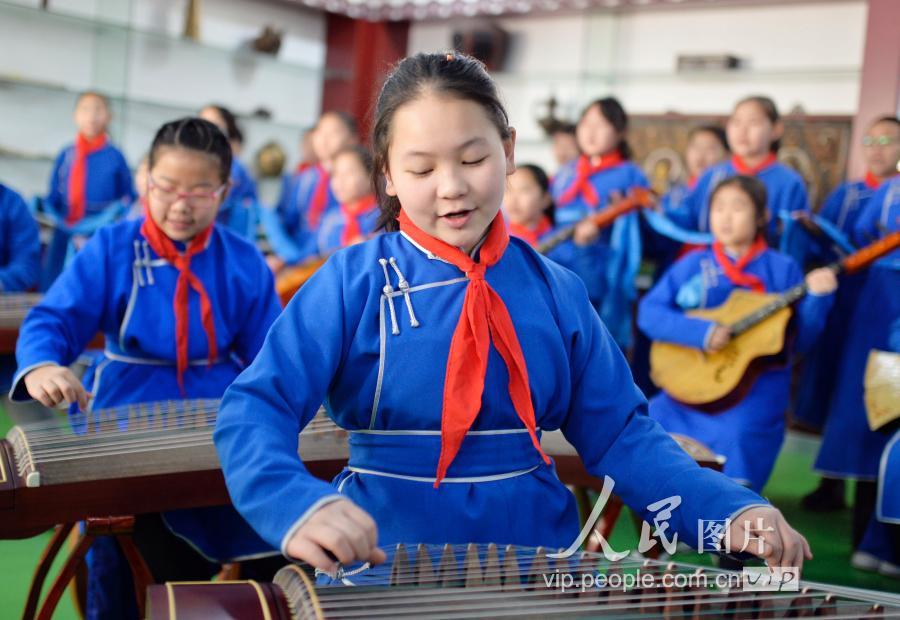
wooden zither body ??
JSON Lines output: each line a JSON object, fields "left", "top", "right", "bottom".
{"left": 0, "top": 398, "right": 667, "bottom": 540}
{"left": 0, "top": 400, "right": 348, "bottom": 539}
{"left": 0, "top": 292, "right": 41, "bottom": 354}
{"left": 148, "top": 543, "right": 900, "bottom": 619}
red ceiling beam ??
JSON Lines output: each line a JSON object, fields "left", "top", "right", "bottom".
{"left": 321, "top": 14, "right": 410, "bottom": 141}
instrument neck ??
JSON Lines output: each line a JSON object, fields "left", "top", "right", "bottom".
{"left": 729, "top": 256, "right": 849, "bottom": 336}
{"left": 536, "top": 224, "right": 576, "bottom": 255}
{"left": 728, "top": 282, "right": 808, "bottom": 336}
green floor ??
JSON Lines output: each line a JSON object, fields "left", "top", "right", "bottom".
{"left": 1, "top": 409, "right": 897, "bottom": 619}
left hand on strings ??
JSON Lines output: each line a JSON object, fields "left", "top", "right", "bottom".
{"left": 804, "top": 267, "right": 838, "bottom": 295}
{"left": 723, "top": 505, "right": 812, "bottom": 573}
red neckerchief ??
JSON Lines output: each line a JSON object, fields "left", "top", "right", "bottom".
{"left": 557, "top": 152, "right": 624, "bottom": 208}
{"left": 397, "top": 209, "right": 551, "bottom": 487}
{"left": 686, "top": 175, "right": 698, "bottom": 190}
{"left": 139, "top": 208, "right": 217, "bottom": 393}
{"left": 295, "top": 162, "right": 313, "bottom": 176}
{"left": 508, "top": 216, "right": 552, "bottom": 248}
{"left": 731, "top": 153, "right": 778, "bottom": 176}
{"left": 307, "top": 164, "right": 330, "bottom": 229}
{"left": 712, "top": 235, "right": 768, "bottom": 293}
{"left": 66, "top": 133, "right": 108, "bottom": 225}
{"left": 864, "top": 171, "right": 883, "bottom": 190}
{"left": 340, "top": 194, "right": 377, "bottom": 246}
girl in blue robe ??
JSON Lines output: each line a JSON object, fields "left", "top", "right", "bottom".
{"left": 814, "top": 176, "right": 900, "bottom": 561}
{"left": 549, "top": 97, "right": 649, "bottom": 349}
{"left": 263, "top": 111, "right": 358, "bottom": 266}
{"left": 40, "top": 92, "right": 136, "bottom": 289}
{"left": 503, "top": 163, "right": 577, "bottom": 266}
{"left": 316, "top": 146, "right": 380, "bottom": 255}
{"left": 671, "top": 96, "right": 808, "bottom": 250}
{"left": 215, "top": 53, "right": 813, "bottom": 581}
{"left": 852, "top": 316, "right": 900, "bottom": 579}
{"left": 12, "top": 118, "right": 282, "bottom": 619}
{"left": 199, "top": 105, "right": 260, "bottom": 240}
{"left": 639, "top": 175, "right": 836, "bottom": 493}
{"left": 0, "top": 182, "right": 41, "bottom": 390}
{"left": 0, "top": 183, "right": 40, "bottom": 293}
{"left": 652, "top": 124, "right": 729, "bottom": 267}
{"left": 792, "top": 116, "right": 899, "bottom": 441}
{"left": 45, "top": 92, "right": 135, "bottom": 224}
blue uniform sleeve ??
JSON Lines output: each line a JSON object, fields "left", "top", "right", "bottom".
{"left": 637, "top": 256, "right": 716, "bottom": 349}
{"left": 232, "top": 250, "right": 282, "bottom": 364}
{"left": 853, "top": 186, "right": 888, "bottom": 247}
{"left": 46, "top": 149, "right": 68, "bottom": 215}
{"left": 786, "top": 176, "right": 810, "bottom": 215}
{"left": 667, "top": 172, "right": 710, "bottom": 231}
{"left": 0, "top": 188, "right": 41, "bottom": 292}
{"left": 819, "top": 185, "right": 846, "bottom": 226}
{"left": 557, "top": 271, "right": 766, "bottom": 548}
{"left": 214, "top": 254, "right": 350, "bottom": 554}
{"left": 782, "top": 258, "right": 834, "bottom": 355}
{"left": 10, "top": 228, "right": 111, "bottom": 400}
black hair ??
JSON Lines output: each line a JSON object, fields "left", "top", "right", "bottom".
{"left": 202, "top": 104, "right": 243, "bottom": 145}
{"left": 76, "top": 91, "right": 110, "bottom": 110}
{"left": 335, "top": 145, "right": 375, "bottom": 179}
{"left": 319, "top": 110, "right": 359, "bottom": 137}
{"left": 709, "top": 175, "right": 769, "bottom": 235}
{"left": 149, "top": 117, "right": 233, "bottom": 183}
{"left": 734, "top": 95, "right": 781, "bottom": 152}
{"left": 870, "top": 116, "right": 900, "bottom": 129}
{"left": 515, "top": 163, "right": 555, "bottom": 225}
{"left": 371, "top": 52, "right": 511, "bottom": 232}
{"left": 579, "top": 97, "right": 632, "bottom": 160}
{"left": 688, "top": 124, "right": 729, "bottom": 152}
{"left": 551, "top": 122, "right": 577, "bottom": 137}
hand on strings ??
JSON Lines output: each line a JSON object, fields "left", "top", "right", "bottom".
{"left": 573, "top": 220, "right": 601, "bottom": 246}
{"left": 724, "top": 505, "right": 812, "bottom": 574}
{"left": 805, "top": 267, "right": 838, "bottom": 295}
{"left": 24, "top": 364, "right": 91, "bottom": 410}
{"left": 286, "top": 499, "right": 386, "bottom": 573}
{"left": 706, "top": 325, "right": 732, "bottom": 352}
{"left": 266, "top": 254, "right": 285, "bottom": 274}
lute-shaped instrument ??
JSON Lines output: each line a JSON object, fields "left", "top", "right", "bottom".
{"left": 650, "top": 231, "right": 900, "bottom": 413}
{"left": 537, "top": 188, "right": 654, "bottom": 255}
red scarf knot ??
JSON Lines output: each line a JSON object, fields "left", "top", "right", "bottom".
{"left": 864, "top": 171, "right": 886, "bottom": 190}
{"left": 558, "top": 153, "right": 624, "bottom": 208}
{"left": 397, "top": 209, "right": 551, "bottom": 487}
{"left": 139, "top": 208, "right": 218, "bottom": 394}
{"left": 340, "top": 194, "right": 377, "bottom": 247}
{"left": 66, "top": 133, "right": 108, "bottom": 226}
{"left": 712, "top": 235, "right": 768, "bottom": 293}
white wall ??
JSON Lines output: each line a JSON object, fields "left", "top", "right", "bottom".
{"left": 0, "top": 0, "right": 326, "bottom": 196}
{"left": 408, "top": 1, "right": 868, "bottom": 171}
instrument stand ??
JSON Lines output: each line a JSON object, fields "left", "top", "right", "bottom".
{"left": 23, "top": 516, "right": 153, "bottom": 620}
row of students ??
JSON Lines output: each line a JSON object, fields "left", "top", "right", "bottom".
{"left": 797, "top": 117, "right": 900, "bottom": 514}
{"left": 502, "top": 117, "right": 897, "bottom": 573}
{"left": 816, "top": 174, "right": 900, "bottom": 577}
{"left": 264, "top": 111, "right": 360, "bottom": 269}
{"left": 4, "top": 56, "right": 895, "bottom": 616}
{"left": 214, "top": 51, "right": 810, "bottom": 581}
